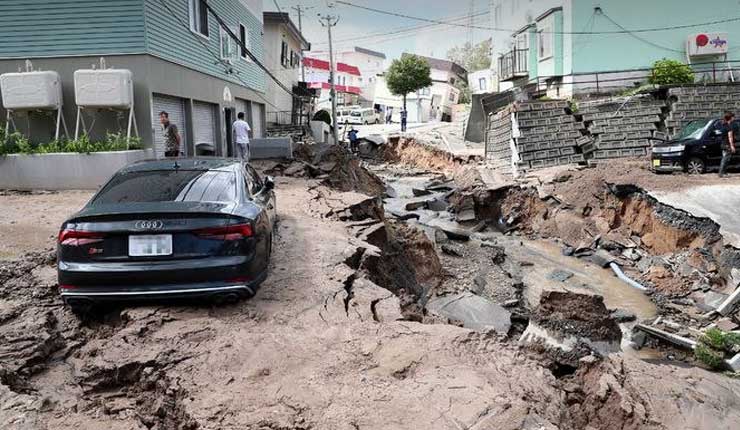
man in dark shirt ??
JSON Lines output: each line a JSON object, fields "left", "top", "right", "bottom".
{"left": 400, "top": 109, "right": 408, "bottom": 132}
{"left": 719, "top": 111, "right": 736, "bottom": 177}
{"left": 159, "top": 111, "right": 181, "bottom": 158}
{"left": 348, "top": 127, "right": 359, "bottom": 153}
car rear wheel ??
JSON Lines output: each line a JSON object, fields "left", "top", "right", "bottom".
{"left": 686, "top": 157, "right": 705, "bottom": 175}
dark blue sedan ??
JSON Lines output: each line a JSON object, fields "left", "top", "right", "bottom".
{"left": 57, "top": 159, "right": 276, "bottom": 313}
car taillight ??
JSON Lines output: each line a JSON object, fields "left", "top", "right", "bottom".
{"left": 58, "top": 229, "right": 105, "bottom": 246}
{"left": 194, "top": 223, "right": 253, "bottom": 241}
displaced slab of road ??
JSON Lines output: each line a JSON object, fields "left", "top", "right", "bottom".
{"left": 651, "top": 184, "right": 740, "bottom": 248}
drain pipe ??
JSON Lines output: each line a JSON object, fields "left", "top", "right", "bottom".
{"left": 610, "top": 262, "right": 648, "bottom": 292}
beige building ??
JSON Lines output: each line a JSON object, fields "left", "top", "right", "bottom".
{"left": 262, "top": 12, "right": 310, "bottom": 125}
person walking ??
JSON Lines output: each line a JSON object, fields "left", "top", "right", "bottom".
{"left": 348, "top": 127, "right": 359, "bottom": 153}
{"left": 232, "top": 112, "right": 252, "bottom": 163}
{"left": 159, "top": 111, "right": 181, "bottom": 158}
{"left": 400, "top": 109, "right": 408, "bottom": 132}
{"left": 719, "top": 111, "right": 736, "bottom": 178}
{"left": 386, "top": 107, "right": 393, "bottom": 124}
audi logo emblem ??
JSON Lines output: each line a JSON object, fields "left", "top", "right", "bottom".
{"left": 135, "top": 220, "right": 164, "bottom": 230}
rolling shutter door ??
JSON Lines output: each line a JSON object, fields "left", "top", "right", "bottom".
{"left": 193, "top": 102, "right": 216, "bottom": 154}
{"left": 152, "top": 95, "right": 187, "bottom": 158}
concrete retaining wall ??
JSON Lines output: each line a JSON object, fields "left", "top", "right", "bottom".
{"left": 250, "top": 138, "right": 293, "bottom": 160}
{"left": 0, "top": 149, "right": 154, "bottom": 190}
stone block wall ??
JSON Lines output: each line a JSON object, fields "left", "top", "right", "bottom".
{"left": 485, "top": 105, "right": 515, "bottom": 175}
{"left": 666, "top": 85, "right": 740, "bottom": 136}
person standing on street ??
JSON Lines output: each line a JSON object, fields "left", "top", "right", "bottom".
{"left": 401, "top": 109, "right": 408, "bottom": 132}
{"left": 719, "top": 111, "right": 736, "bottom": 177}
{"left": 160, "top": 111, "right": 181, "bottom": 158}
{"left": 348, "top": 127, "right": 359, "bottom": 153}
{"left": 233, "top": 112, "right": 252, "bottom": 163}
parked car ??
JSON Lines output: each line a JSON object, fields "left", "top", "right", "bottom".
{"left": 347, "top": 108, "right": 380, "bottom": 125}
{"left": 651, "top": 119, "right": 740, "bottom": 174}
{"left": 57, "top": 159, "right": 276, "bottom": 314}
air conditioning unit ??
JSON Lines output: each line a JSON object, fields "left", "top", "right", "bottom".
{"left": 0, "top": 71, "right": 62, "bottom": 110}
{"left": 74, "top": 69, "right": 133, "bottom": 109}
{"left": 687, "top": 33, "right": 728, "bottom": 57}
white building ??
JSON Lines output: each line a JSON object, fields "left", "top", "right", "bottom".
{"left": 310, "top": 46, "right": 386, "bottom": 102}
{"left": 403, "top": 54, "right": 467, "bottom": 122}
{"left": 303, "top": 57, "right": 362, "bottom": 109}
{"left": 468, "top": 69, "right": 498, "bottom": 95}
{"left": 263, "top": 12, "right": 310, "bottom": 125}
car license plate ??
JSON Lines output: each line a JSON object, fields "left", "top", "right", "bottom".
{"left": 652, "top": 159, "right": 661, "bottom": 167}
{"left": 129, "top": 235, "right": 172, "bottom": 256}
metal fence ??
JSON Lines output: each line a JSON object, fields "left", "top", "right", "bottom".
{"left": 528, "top": 60, "right": 740, "bottom": 96}
{"left": 498, "top": 48, "right": 529, "bottom": 82}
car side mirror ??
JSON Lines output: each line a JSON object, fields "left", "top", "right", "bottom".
{"left": 713, "top": 129, "right": 723, "bottom": 136}
{"left": 263, "top": 176, "right": 275, "bottom": 192}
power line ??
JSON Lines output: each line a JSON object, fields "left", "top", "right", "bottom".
{"left": 599, "top": 11, "right": 683, "bottom": 54}
{"left": 334, "top": 1, "right": 740, "bottom": 35}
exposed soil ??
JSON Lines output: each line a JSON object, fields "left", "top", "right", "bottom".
{"left": 2, "top": 146, "right": 740, "bottom": 429}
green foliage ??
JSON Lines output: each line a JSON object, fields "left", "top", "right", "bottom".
{"left": 0, "top": 132, "right": 142, "bottom": 156}
{"left": 454, "top": 79, "right": 471, "bottom": 104}
{"left": 446, "top": 39, "right": 492, "bottom": 72}
{"left": 386, "top": 55, "right": 433, "bottom": 103}
{"left": 312, "top": 109, "right": 332, "bottom": 127}
{"left": 648, "top": 59, "right": 694, "bottom": 86}
{"left": 694, "top": 328, "right": 740, "bottom": 370}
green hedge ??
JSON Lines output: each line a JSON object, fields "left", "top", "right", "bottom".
{"left": 0, "top": 128, "right": 142, "bottom": 156}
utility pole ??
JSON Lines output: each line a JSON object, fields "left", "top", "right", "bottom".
{"left": 291, "top": 5, "right": 313, "bottom": 82}
{"left": 319, "top": 13, "right": 339, "bottom": 145}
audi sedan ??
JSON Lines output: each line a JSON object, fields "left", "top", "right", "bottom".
{"left": 57, "top": 159, "right": 276, "bottom": 314}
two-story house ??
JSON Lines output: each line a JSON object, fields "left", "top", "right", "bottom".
{"left": 262, "top": 12, "right": 310, "bottom": 126}
{"left": 402, "top": 54, "right": 467, "bottom": 123}
{"left": 0, "top": 0, "right": 267, "bottom": 157}
{"left": 310, "top": 46, "right": 386, "bottom": 103}
{"left": 492, "top": 0, "right": 740, "bottom": 97}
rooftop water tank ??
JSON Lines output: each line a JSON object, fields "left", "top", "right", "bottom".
{"left": 0, "top": 71, "right": 62, "bottom": 110}
{"left": 74, "top": 69, "right": 133, "bottom": 109}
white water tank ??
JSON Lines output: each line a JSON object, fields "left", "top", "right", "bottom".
{"left": 74, "top": 69, "right": 133, "bottom": 109}
{"left": 0, "top": 71, "right": 62, "bottom": 110}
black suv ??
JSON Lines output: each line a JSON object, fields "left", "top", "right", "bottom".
{"left": 651, "top": 119, "right": 740, "bottom": 174}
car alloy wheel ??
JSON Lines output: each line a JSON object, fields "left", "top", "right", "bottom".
{"left": 686, "top": 157, "right": 705, "bottom": 175}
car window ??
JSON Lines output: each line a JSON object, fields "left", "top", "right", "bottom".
{"left": 246, "top": 165, "right": 264, "bottom": 195}
{"left": 676, "top": 120, "right": 712, "bottom": 140}
{"left": 92, "top": 170, "right": 237, "bottom": 204}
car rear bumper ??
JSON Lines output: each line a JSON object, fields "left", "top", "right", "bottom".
{"left": 59, "top": 279, "right": 260, "bottom": 303}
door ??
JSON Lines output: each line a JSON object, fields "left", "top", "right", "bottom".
{"left": 705, "top": 120, "right": 725, "bottom": 165}
{"left": 193, "top": 102, "right": 217, "bottom": 156}
{"left": 251, "top": 103, "right": 263, "bottom": 139}
{"left": 224, "top": 108, "right": 234, "bottom": 157}
{"left": 152, "top": 94, "right": 187, "bottom": 158}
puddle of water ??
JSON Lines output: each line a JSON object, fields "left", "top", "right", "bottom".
{"left": 504, "top": 238, "right": 657, "bottom": 322}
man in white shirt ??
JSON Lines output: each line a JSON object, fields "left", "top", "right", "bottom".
{"left": 232, "top": 112, "right": 252, "bottom": 163}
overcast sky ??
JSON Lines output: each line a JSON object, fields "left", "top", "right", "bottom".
{"left": 263, "top": 0, "right": 491, "bottom": 64}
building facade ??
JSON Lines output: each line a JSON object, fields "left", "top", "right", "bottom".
{"left": 302, "top": 57, "right": 362, "bottom": 109}
{"left": 0, "top": 0, "right": 267, "bottom": 157}
{"left": 404, "top": 54, "right": 467, "bottom": 122}
{"left": 492, "top": 0, "right": 740, "bottom": 96}
{"left": 469, "top": 69, "right": 498, "bottom": 95}
{"left": 262, "top": 12, "right": 310, "bottom": 126}
{"left": 310, "top": 47, "right": 386, "bottom": 102}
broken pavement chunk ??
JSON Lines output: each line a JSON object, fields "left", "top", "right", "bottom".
{"left": 548, "top": 269, "right": 574, "bottom": 283}
{"left": 426, "top": 292, "right": 511, "bottom": 334}
{"left": 411, "top": 188, "right": 432, "bottom": 197}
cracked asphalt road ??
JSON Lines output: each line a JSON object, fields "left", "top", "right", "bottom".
{"left": 2, "top": 175, "right": 740, "bottom": 430}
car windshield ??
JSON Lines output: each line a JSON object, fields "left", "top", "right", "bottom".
{"left": 92, "top": 170, "right": 237, "bottom": 204}
{"left": 675, "top": 120, "right": 712, "bottom": 140}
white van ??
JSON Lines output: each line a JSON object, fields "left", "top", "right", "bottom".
{"left": 348, "top": 108, "right": 379, "bottom": 125}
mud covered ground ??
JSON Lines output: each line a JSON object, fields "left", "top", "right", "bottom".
{"left": 2, "top": 159, "right": 740, "bottom": 429}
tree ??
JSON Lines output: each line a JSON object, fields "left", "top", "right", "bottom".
{"left": 446, "top": 39, "right": 492, "bottom": 73}
{"left": 386, "top": 55, "right": 432, "bottom": 114}
{"left": 648, "top": 59, "right": 694, "bottom": 85}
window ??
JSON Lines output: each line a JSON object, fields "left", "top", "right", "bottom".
{"left": 189, "top": 0, "right": 209, "bottom": 37}
{"left": 479, "top": 77, "right": 487, "bottom": 90}
{"left": 239, "top": 23, "right": 250, "bottom": 60}
{"left": 92, "top": 170, "right": 237, "bottom": 204}
{"left": 280, "top": 41, "right": 289, "bottom": 67}
{"left": 419, "top": 87, "right": 431, "bottom": 96}
{"left": 538, "top": 26, "right": 553, "bottom": 60}
{"left": 516, "top": 32, "right": 528, "bottom": 51}
{"left": 220, "top": 27, "right": 232, "bottom": 60}
{"left": 449, "top": 92, "right": 456, "bottom": 102}
{"left": 494, "top": 5, "right": 501, "bottom": 25}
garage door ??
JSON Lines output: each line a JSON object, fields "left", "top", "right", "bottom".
{"left": 152, "top": 94, "right": 187, "bottom": 158}
{"left": 193, "top": 102, "right": 217, "bottom": 155}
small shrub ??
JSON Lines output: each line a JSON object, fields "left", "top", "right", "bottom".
{"left": 694, "top": 328, "right": 740, "bottom": 370}
{"left": 695, "top": 344, "right": 726, "bottom": 369}
{"left": 648, "top": 59, "right": 694, "bottom": 86}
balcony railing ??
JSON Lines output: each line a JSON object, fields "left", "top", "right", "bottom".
{"left": 498, "top": 48, "right": 529, "bottom": 82}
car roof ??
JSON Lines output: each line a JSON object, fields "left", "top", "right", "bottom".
{"left": 122, "top": 158, "right": 243, "bottom": 173}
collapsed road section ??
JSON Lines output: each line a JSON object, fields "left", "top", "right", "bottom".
{"left": 2, "top": 141, "right": 740, "bottom": 429}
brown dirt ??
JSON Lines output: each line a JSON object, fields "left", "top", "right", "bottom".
{"left": 533, "top": 291, "right": 622, "bottom": 342}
